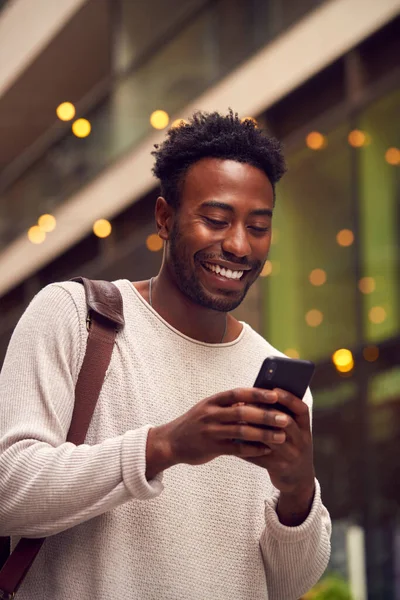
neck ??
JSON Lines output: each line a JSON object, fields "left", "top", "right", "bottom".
{"left": 147, "top": 270, "right": 229, "bottom": 344}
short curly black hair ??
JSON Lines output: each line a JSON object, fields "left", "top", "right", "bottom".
{"left": 151, "top": 109, "right": 286, "bottom": 209}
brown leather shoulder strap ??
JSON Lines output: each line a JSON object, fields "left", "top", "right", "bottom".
{"left": 0, "top": 278, "right": 124, "bottom": 599}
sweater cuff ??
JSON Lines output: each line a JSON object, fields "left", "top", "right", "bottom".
{"left": 264, "top": 478, "right": 323, "bottom": 542}
{"left": 121, "top": 425, "right": 164, "bottom": 500}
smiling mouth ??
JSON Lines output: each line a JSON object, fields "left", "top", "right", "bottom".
{"left": 201, "top": 261, "right": 246, "bottom": 281}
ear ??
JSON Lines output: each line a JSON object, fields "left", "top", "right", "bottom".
{"left": 155, "top": 197, "right": 174, "bottom": 241}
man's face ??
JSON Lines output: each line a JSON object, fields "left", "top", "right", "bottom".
{"left": 163, "top": 158, "right": 274, "bottom": 312}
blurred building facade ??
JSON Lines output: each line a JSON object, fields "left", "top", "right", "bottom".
{"left": 0, "top": 0, "right": 399, "bottom": 597}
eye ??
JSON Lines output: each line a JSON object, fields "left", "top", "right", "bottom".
{"left": 249, "top": 226, "right": 270, "bottom": 234}
{"left": 203, "top": 217, "right": 227, "bottom": 228}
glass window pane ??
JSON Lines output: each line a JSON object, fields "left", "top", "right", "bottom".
{"left": 263, "top": 123, "right": 357, "bottom": 361}
{"left": 359, "top": 89, "right": 400, "bottom": 343}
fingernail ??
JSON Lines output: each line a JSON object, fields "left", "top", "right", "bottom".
{"left": 275, "top": 414, "right": 288, "bottom": 425}
{"left": 273, "top": 432, "right": 285, "bottom": 442}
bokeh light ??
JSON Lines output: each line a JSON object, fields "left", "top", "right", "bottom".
{"left": 72, "top": 118, "right": 91, "bottom": 138}
{"left": 332, "top": 348, "right": 354, "bottom": 373}
{"left": 363, "top": 345, "right": 379, "bottom": 362}
{"left": 358, "top": 277, "right": 375, "bottom": 294}
{"left": 170, "top": 118, "right": 187, "bottom": 129}
{"left": 385, "top": 147, "right": 400, "bottom": 165}
{"left": 38, "top": 214, "right": 56, "bottom": 233}
{"left": 369, "top": 306, "right": 386, "bottom": 324}
{"left": 56, "top": 102, "right": 75, "bottom": 121}
{"left": 260, "top": 260, "right": 272, "bottom": 277}
{"left": 285, "top": 348, "right": 300, "bottom": 359}
{"left": 93, "top": 219, "right": 112, "bottom": 238}
{"left": 241, "top": 117, "right": 258, "bottom": 126}
{"left": 309, "top": 268, "right": 327, "bottom": 286}
{"left": 305, "top": 309, "right": 323, "bottom": 327}
{"left": 306, "top": 132, "right": 327, "bottom": 150}
{"left": 336, "top": 229, "right": 354, "bottom": 247}
{"left": 150, "top": 110, "right": 169, "bottom": 130}
{"left": 348, "top": 130, "right": 368, "bottom": 147}
{"left": 146, "top": 233, "right": 163, "bottom": 252}
{"left": 27, "top": 226, "right": 46, "bottom": 244}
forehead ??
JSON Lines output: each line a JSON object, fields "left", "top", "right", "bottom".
{"left": 180, "top": 158, "right": 274, "bottom": 212}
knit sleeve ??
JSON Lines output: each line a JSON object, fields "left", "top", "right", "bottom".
{"left": 260, "top": 480, "right": 331, "bottom": 599}
{"left": 0, "top": 283, "right": 163, "bottom": 539}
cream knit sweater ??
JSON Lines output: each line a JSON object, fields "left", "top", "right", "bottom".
{"left": 0, "top": 280, "right": 331, "bottom": 600}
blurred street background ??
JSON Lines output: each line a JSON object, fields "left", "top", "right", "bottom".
{"left": 0, "top": 0, "right": 399, "bottom": 598}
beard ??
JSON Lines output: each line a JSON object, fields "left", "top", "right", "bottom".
{"left": 167, "top": 220, "right": 264, "bottom": 312}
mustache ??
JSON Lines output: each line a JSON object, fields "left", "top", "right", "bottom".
{"left": 198, "top": 253, "right": 261, "bottom": 271}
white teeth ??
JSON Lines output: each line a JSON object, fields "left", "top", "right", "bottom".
{"left": 204, "top": 262, "right": 244, "bottom": 280}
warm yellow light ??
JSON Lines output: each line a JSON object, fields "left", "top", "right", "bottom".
{"left": 285, "top": 348, "right": 300, "bottom": 359}
{"left": 170, "top": 118, "right": 187, "bottom": 129}
{"left": 363, "top": 345, "right": 379, "bottom": 362}
{"left": 93, "top": 219, "right": 112, "bottom": 238}
{"left": 38, "top": 214, "right": 56, "bottom": 233}
{"left": 306, "top": 131, "right": 326, "bottom": 150}
{"left": 27, "top": 225, "right": 46, "bottom": 244}
{"left": 72, "top": 118, "right": 91, "bottom": 138}
{"left": 241, "top": 117, "right": 258, "bottom": 127}
{"left": 271, "top": 228, "right": 280, "bottom": 245}
{"left": 309, "top": 268, "right": 327, "bottom": 286}
{"left": 348, "top": 130, "right": 367, "bottom": 147}
{"left": 369, "top": 306, "right": 386, "bottom": 324}
{"left": 305, "top": 309, "right": 323, "bottom": 327}
{"left": 358, "top": 277, "right": 375, "bottom": 294}
{"left": 336, "top": 229, "right": 354, "bottom": 247}
{"left": 260, "top": 260, "right": 272, "bottom": 277}
{"left": 332, "top": 348, "right": 354, "bottom": 373}
{"left": 146, "top": 233, "right": 163, "bottom": 252}
{"left": 150, "top": 110, "right": 169, "bottom": 130}
{"left": 56, "top": 102, "right": 76, "bottom": 121}
{"left": 385, "top": 147, "right": 400, "bottom": 166}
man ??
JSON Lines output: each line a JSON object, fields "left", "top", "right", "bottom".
{"left": 0, "top": 110, "right": 331, "bottom": 599}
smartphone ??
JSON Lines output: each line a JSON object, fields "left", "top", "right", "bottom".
{"left": 253, "top": 356, "right": 315, "bottom": 415}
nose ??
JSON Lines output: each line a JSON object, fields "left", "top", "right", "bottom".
{"left": 221, "top": 224, "right": 252, "bottom": 258}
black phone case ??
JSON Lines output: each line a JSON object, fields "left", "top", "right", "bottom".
{"left": 254, "top": 356, "right": 315, "bottom": 412}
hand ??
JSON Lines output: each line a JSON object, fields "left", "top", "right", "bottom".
{"left": 146, "top": 388, "right": 288, "bottom": 479}
{"left": 244, "top": 388, "right": 316, "bottom": 525}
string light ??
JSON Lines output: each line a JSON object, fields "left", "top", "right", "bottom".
{"left": 306, "top": 132, "right": 327, "bottom": 150}
{"left": 241, "top": 117, "right": 258, "bottom": 126}
{"left": 385, "top": 147, "right": 400, "bottom": 165}
{"left": 170, "top": 119, "right": 187, "bottom": 129}
{"left": 72, "top": 118, "right": 91, "bottom": 138}
{"left": 146, "top": 233, "right": 163, "bottom": 252}
{"left": 363, "top": 346, "right": 379, "bottom": 362}
{"left": 309, "top": 269, "right": 327, "bottom": 286}
{"left": 305, "top": 309, "right": 323, "bottom": 327}
{"left": 285, "top": 348, "right": 300, "bottom": 359}
{"left": 56, "top": 102, "right": 75, "bottom": 121}
{"left": 348, "top": 130, "right": 368, "bottom": 147}
{"left": 336, "top": 229, "right": 354, "bottom": 247}
{"left": 38, "top": 214, "right": 56, "bottom": 232}
{"left": 260, "top": 260, "right": 272, "bottom": 277}
{"left": 93, "top": 219, "right": 112, "bottom": 238}
{"left": 27, "top": 226, "right": 46, "bottom": 244}
{"left": 369, "top": 306, "right": 386, "bottom": 324}
{"left": 332, "top": 349, "right": 354, "bottom": 373}
{"left": 150, "top": 110, "right": 169, "bottom": 130}
{"left": 358, "top": 277, "right": 375, "bottom": 294}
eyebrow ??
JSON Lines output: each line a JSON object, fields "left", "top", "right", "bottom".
{"left": 200, "top": 201, "right": 273, "bottom": 218}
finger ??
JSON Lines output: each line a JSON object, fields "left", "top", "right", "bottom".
{"left": 212, "top": 424, "right": 286, "bottom": 445}
{"left": 213, "top": 388, "right": 278, "bottom": 407}
{"left": 223, "top": 440, "right": 272, "bottom": 458}
{"left": 216, "top": 404, "right": 291, "bottom": 429}
{"left": 273, "top": 389, "right": 311, "bottom": 430}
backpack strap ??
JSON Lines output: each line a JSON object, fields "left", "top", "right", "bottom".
{"left": 0, "top": 278, "right": 124, "bottom": 599}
